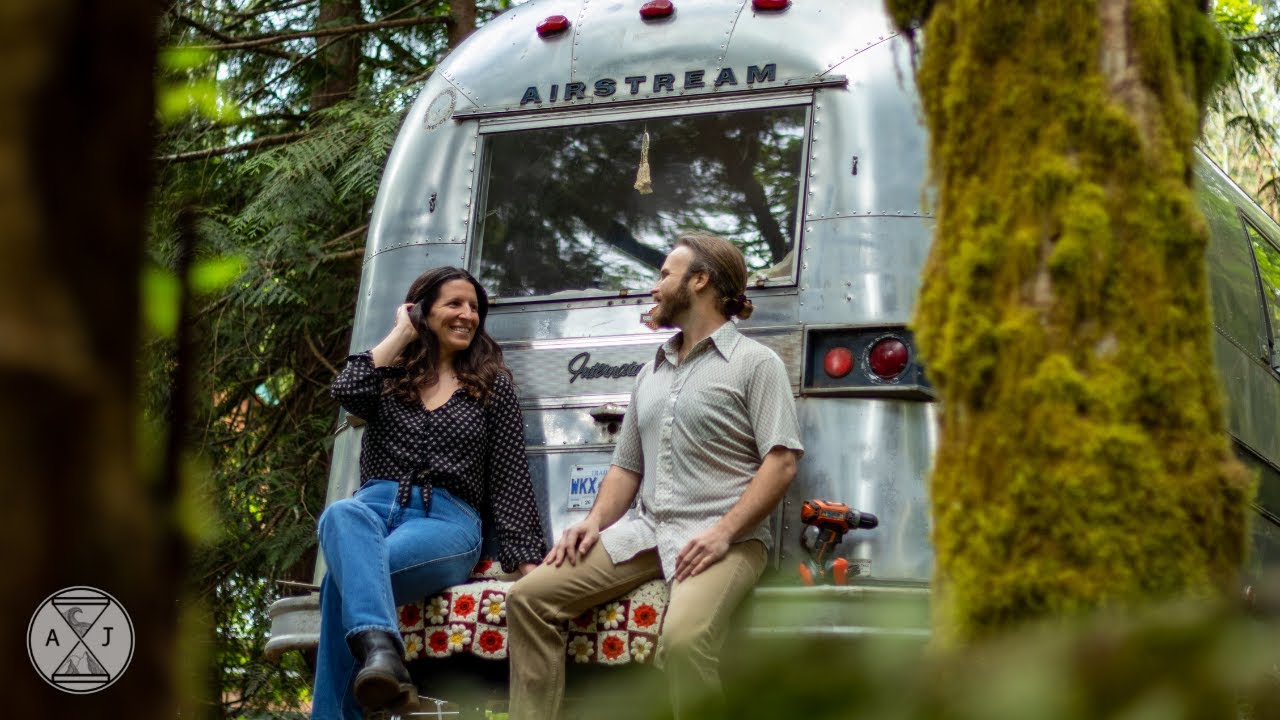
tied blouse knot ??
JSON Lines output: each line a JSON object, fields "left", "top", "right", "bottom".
{"left": 330, "top": 352, "right": 547, "bottom": 572}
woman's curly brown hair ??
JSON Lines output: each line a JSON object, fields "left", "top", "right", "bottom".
{"left": 385, "top": 266, "right": 512, "bottom": 405}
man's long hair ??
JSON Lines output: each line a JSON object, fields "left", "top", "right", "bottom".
{"left": 385, "top": 266, "right": 511, "bottom": 404}
{"left": 676, "top": 231, "right": 754, "bottom": 320}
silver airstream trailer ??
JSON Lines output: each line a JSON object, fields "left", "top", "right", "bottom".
{"left": 268, "top": 0, "right": 1280, "bottom": 677}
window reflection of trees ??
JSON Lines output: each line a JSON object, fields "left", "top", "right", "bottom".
{"left": 474, "top": 107, "right": 805, "bottom": 298}
{"left": 1248, "top": 225, "right": 1280, "bottom": 358}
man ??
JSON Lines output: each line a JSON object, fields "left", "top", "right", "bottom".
{"left": 506, "top": 231, "right": 804, "bottom": 719}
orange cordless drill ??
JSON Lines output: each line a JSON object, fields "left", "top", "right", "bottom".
{"left": 797, "top": 499, "right": 878, "bottom": 586}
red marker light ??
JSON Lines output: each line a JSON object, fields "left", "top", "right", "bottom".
{"left": 868, "top": 337, "right": 909, "bottom": 380}
{"left": 640, "top": 0, "right": 675, "bottom": 20}
{"left": 752, "top": 0, "right": 791, "bottom": 10}
{"left": 536, "top": 15, "right": 571, "bottom": 37}
{"left": 823, "top": 347, "right": 854, "bottom": 378}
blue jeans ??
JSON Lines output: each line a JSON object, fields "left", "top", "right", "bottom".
{"left": 311, "top": 481, "right": 482, "bottom": 720}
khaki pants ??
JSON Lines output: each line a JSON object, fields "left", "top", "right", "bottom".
{"left": 506, "top": 540, "right": 766, "bottom": 720}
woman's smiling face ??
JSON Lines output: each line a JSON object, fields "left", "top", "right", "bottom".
{"left": 426, "top": 279, "right": 479, "bottom": 357}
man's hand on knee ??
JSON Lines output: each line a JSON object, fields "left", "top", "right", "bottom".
{"left": 545, "top": 519, "right": 601, "bottom": 567}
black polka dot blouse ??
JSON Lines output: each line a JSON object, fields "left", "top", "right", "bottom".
{"left": 330, "top": 352, "right": 547, "bottom": 572}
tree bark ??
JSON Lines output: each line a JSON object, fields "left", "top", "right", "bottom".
{"left": 448, "top": 0, "right": 477, "bottom": 48}
{"left": 887, "top": 0, "right": 1253, "bottom": 645}
{"left": 0, "top": 0, "right": 194, "bottom": 717}
{"left": 310, "top": 0, "right": 363, "bottom": 111}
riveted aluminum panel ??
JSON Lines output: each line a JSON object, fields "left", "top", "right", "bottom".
{"left": 797, "top": 216, "right": 933, "bottom": 326}
{"left": 780, "top": 398, "right": 937, "bottom": 583}
{"left": 805, "top": 40, "right": 928, "bottom": 222}
{"left": 438, "top": 0, "right": 581, "bottom": 109}
{"left": 366, "top": 73, "right": 479, "bottom": 258}
{"left": 570, "top": 0, "right": 743, "bottom": 84}
{"left": 726, "top": 1, "right": 902, "bottom": 86}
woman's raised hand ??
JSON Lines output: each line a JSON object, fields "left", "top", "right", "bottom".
{"left": 371, "top": 303, "right": 419, "bottom": 367}
{"left": 392, "top": 303, "right": 416, "bottom": 337}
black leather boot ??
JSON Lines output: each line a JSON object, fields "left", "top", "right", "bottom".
{"left": 349, "top": 630, "right": 417, "bottom": 711}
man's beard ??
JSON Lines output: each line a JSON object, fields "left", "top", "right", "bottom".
{"left": 650, "top": 276, "right": 693, "bottom": 329}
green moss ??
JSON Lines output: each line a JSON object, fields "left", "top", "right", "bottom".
{"left": 886, "top": 0, "right": 1254, "bottom": 645}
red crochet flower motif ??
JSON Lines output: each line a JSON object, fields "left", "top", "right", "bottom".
{"left": 632, "top": 604, "right": 657, "bottom": 628}
{"left": 428, "top": 630, "right": 449, "bottom": 653}
{"left": 399, "top": 604, "right": 421, "bottom": 627}
{"left": 473, "top": 559, "right": 493, "bottom": 575}
{"left": 478, "top": 630, "right": 504, "bottom": 653}
{"left": 453, "top": 594, "right": 476, "bottom": 616}
{"left": 601, "top": 635, "right": 626, "bottom": 660}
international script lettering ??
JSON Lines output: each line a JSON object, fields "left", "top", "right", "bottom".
{"left": 567, "top": 352, "right": 644, "bottom": 383}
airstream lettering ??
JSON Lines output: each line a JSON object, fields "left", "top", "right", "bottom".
{"left": 518, "top": 63, "right": 777, "bottom": 105}
{"left": 267, "top": 0, "right": 1280, "bottom": 695}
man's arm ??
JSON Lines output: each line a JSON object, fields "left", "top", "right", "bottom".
{"left": 672, "top": 446, "right": 799, "bottom": 582}
{"left": 544, "top": 464, "right": 642, "bottom": 567}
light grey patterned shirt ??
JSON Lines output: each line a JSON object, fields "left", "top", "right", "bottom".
{"left": 600, "top": 321, "right": 804, "bottom": 577}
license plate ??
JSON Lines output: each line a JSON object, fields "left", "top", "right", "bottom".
{"left": 567, "top": 464, "right": 610, "bottom": 510}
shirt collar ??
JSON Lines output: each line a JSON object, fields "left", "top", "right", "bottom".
{"left": 654, "top": 320, "right": 741, "bottom": 368}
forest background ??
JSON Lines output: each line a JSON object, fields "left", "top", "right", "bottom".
{"left": 138, "top": 0, "right": 1280, "bottom": 717}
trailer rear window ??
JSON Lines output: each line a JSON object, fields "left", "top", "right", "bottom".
{"left": 472, "top": 106, "right": 806, "bottom": 299}
{"left": 1247, "top": 221, "right": 1280, "bottom": 368}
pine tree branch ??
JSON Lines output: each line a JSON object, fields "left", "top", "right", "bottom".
{"left": 1237, "top": 29, "right": 1280, "bottom": 44}
{"left": 235, "top": 110, "right": 311, "bottom": 127}
{"left": 199, "top": 0, "right": 316, "bottom": 21}
{"left": 157, "top": 130, "right": 309, "bottom": 163}
{"left": 193, "top": 15, "right": 449, "bottom": 52}
{"left": 319, "top": 248, "right": 365, "bottom": 263}
{"left": 171, "top": 13, "right": 301, "bottom": 61}
{"left": 373, "top": 29, "right": 428, "bottom": 68}
{"left": 303, "top": 329, "right": 338, "bottom": 377}
{"left": 320, "top": 223, "right": 368, "bottom": 249}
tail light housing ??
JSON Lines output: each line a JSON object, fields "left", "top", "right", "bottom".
{"left": 804, "top": 326, "right": 932, "bottom": 399}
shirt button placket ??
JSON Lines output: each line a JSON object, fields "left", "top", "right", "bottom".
{"left": 657, "top": 369, "right": 677, "bottom": 520}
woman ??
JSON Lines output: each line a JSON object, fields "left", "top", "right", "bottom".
{"left": 312, "top": 266, "right": 546, "bottom": 719}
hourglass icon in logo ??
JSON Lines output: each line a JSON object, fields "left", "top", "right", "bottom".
{"left": 28, "top": 586, "right": 134, "bottom": 694}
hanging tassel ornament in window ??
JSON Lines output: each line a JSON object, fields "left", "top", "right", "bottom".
{"left": 633, "top": 129, "right": 653, "bottom": 194}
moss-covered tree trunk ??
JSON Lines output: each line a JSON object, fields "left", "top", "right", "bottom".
{"left": 885, "top": 0, "right": 1254, "bottom": 644}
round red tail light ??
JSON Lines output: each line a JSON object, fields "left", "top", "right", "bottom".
{"left": 753, "top": 0, "right": 791, "bottom": 10}
{"left": 640, "top": 0, "right": 675, "bottom": 20}
{"left": 868, "top": 337, "right": 909, "bottom": 380}
{"left": 537, "top": 15, "right": 571, "bottom": 37}
{"left": 823, "top": 347, "right": 853, "bottom": 378}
